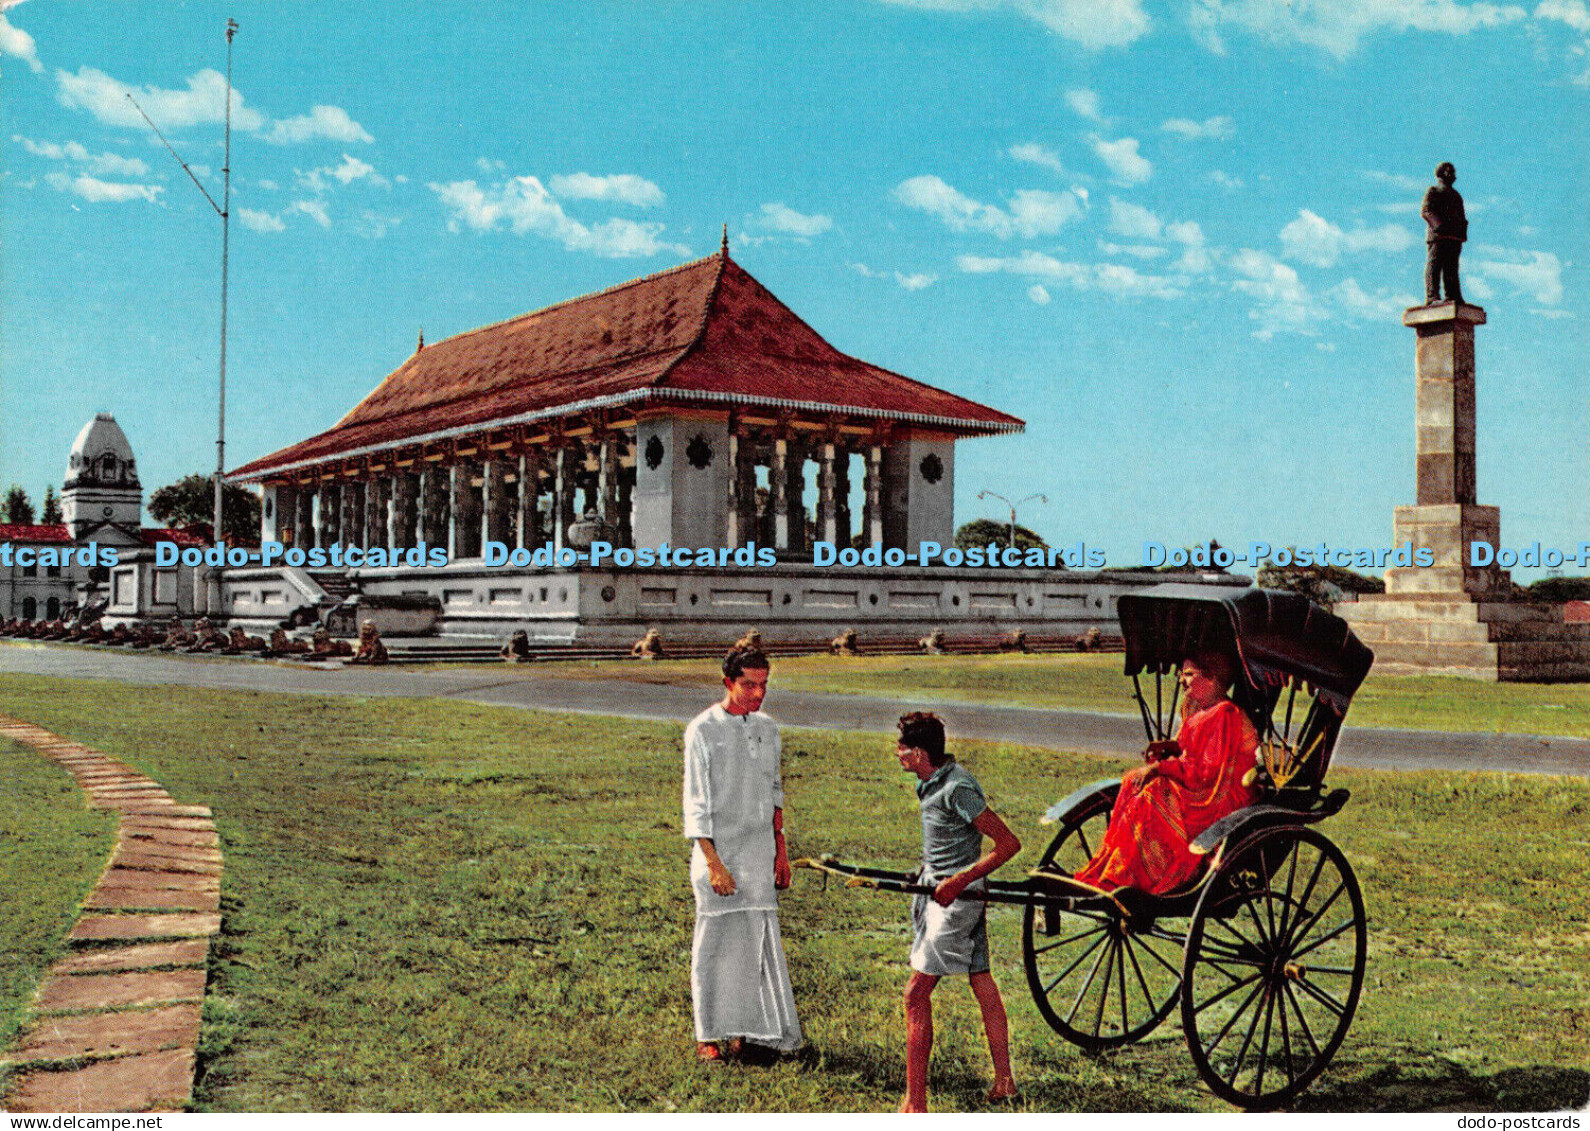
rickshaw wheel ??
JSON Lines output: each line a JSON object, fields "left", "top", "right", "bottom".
{"left": 1181, "top": 825, "right": 1366, "bottom": 1110}
{"left": 1022, "top": 791, "right": 1182, "bottom": 1050}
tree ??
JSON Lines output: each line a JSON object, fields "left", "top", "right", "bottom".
{"left": 2, "top": 485, "right": 34, "bottom": 525}
{"left": 954, "top": 518, "right": 1048, "bottom": 552}
{"left": 40, "top": 485, "right": 62, "bottom": 524}
{"left": 1525, "top": 576, "right": 1590, "bottom": 603}
{"left": 1256, "top": 560, "right": 1384, "bottom": 610}
{"left": 147, "top": 474, "right": 260, "bottom": 545}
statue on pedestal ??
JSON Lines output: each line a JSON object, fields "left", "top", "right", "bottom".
{"left": 1422, "top": 162, "right": 1467, "bottom": 304}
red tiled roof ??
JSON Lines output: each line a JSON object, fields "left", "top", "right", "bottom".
{"left": 140, "top": 528, "right": 209, "bottom": 547}
{"left": 0, "top": 523, "right": 72, "bottom": 543}
{"left": 230, "top": 251, "right": 1022, "bottom": 480}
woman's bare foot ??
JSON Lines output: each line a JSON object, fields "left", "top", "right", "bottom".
{"left": 725, "top": 1037, "right": 744, "bottom": 1060}
{"left": 696, "top": 1041, "right": 722, "bottom": 1062}
{"left": 985, "top": 1079, "right": 1019, "bottom": 1103}
{"left": 898, "top": 1097, "right": 927, "bottom": 1113}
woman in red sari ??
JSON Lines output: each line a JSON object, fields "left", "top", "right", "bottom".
{"left": 1073, "top": 651, "right": 1259, "bottom": 895}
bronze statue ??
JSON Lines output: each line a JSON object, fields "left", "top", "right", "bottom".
{"left": 310, "top": 627, "right": 353, "bottom": 658}
{"left": 267, "top": 627, "right": 310, "bottom": 656}
{"left": 1422, "top": 162, "right": 1467, "bottom": 304}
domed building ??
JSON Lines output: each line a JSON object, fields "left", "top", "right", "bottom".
{"left": 0, "top": 414, "right": 204, "bottom": 624}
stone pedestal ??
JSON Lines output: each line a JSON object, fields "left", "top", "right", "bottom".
{"left": 1342, "top": 302, "right": 1590, "bottom": 681}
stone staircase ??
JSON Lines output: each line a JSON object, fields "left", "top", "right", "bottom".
{"left": 1345, "top": 596, "right": 1590, "bottom": 681}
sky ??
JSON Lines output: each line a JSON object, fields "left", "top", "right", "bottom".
{"left": 2, "top": 0, "right": 1586, "bottom": 577}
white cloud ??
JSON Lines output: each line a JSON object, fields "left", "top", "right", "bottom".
{"left": 1206, "top": 169, "right": 1244, "bottom": 190}
{"left": 895, "top": 271, "right": 938, "bottom": 290}
{"left": 263, "top": 105, "right": 372, "bottom": 145}
{"left": 1028, "top": 284, "right": 1052, "bottom": 304}
{"left": 755, "top": 201, "right": 833, "bottom": 237}
{"left": 1330, "top": 277, "right": 1418, "bottom": 320}
{"left": 45, "top": 171, "right": 161, "bottom": 204}
{"left": 0, "top": 11, "right": 42, "bottom": 73}
{"left": 1363, "top": 169, "right": 1427, "bottom": 193}
{"left": 429, "top": 175, "right": 688, "bottom": 258}
{"left": 548, "top": 172, "right": 666, "bottom": 208}
{"left": 1189, "top": 0, "right": 1526, "bottom": 60}
{"left": 1228, "top": 247, "right": 1319, "bottom": 338}
{"left": 1065, "top": 88, "right": 1105, "bottom": 120}
{"left": 1008, "top": 142, "right": 1069, "bottom": 175}
{"left": 1279, "top": 209, "right": 1413, "bottom": 267}
{"left": 1471, "top": 247, "right": 1564, "bottom": 305}
{"left": 1535, "top": 0, "right": 1590, "bottom": 30}
{"left": 1166, "top": 219, "right": 1214, "bottom": 272}
{"left": 893, "top": 175, "right": 1084, "bottom": 238}
{"left": 1100, "top": 240, "right": 1166, "bottom": 259}
{"left": 959, "top": 250, "right": 1184, "bottom": 298}
{"left": 875, "top": 0, "right": 1150, "bottom": 48}
{"left": 356, "top": 210, "right": 402, "bottom": 240}
{"left": 1161, "top": 115, "right": 1235, "bottom": 140}
{"left": 56, "top": 66, "right": 265, "bottom": 132}
{"left": 12, "top": 136, "right": 149, "bottom": 177}
{"left": 291, "top": 199, "right": 331, "bottom": 228}
{"left": 1088, "top": 134, "right": 1152, "bottom": 184}
{"left": 238, "top": 208, "right": 286, "bottom": 233}
{"left": 1108, "top": 197, "right": 1162, "bottom": 238}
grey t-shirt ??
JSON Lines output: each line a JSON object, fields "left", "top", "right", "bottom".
{"left": 916, "top": 760, "right": 987, "bottom": 877}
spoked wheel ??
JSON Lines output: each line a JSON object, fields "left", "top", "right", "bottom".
{"left": 1181, "top": 825, "right": 1367, "bottom": 1110}
{"left": 1022, "top": 791, "right": 1183, "bottom": 1049}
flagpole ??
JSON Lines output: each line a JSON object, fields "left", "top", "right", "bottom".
{"left": 215, "top": 17, "right": 237, "bottom": 542}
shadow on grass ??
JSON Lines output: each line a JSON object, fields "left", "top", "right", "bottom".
{"left": 1303, "top": 1057, "right": 1590, "bottom": 1113}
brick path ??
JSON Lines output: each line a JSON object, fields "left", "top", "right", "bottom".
{"left": 0, "top": 719, "right": 221, "bottom": 1113}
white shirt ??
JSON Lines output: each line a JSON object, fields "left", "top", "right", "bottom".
{"left": 682, "top": 703, "right": 784, "bottom": 914}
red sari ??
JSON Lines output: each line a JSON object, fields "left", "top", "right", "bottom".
{"left": 1073, "top": 699, "right": 1259, "bottom": 895}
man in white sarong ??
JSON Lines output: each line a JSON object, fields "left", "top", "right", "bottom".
{"left": 682, "top": 646, "right": 802, "bottom": 1062}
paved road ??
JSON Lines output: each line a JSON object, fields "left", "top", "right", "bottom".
{"left": 2, "top": 640, "right": 1586, "bottom": 777}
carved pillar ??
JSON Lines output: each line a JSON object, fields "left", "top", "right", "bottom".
{"left": 364, "top": 476, "right": 387, "bottom": 550}
{"left": 863, "top": 445, "right": 884, "bottom": 549}
{"left": 618, "top": 463, "right": 635, "bottom": 548}
{"left": 389, "top": 473, "right": 414, "bottom": 551}
{"left": 834, "top": 450, "right": 852, "bottom": 549}
{"left": 339, "top": 481, "right": 361, "bottom": 549}
{"left": 783, "top": 435, "right": 807, "bottom": 556}
{"left": 598, "top": 435, "right": 619, "bottom": 529}
{"left": 483, "top": 459, "right": 512, "bottom": 548}
{"left": 516, "top": 453, "right": 543, "bottom": 550}
{"left": 816, "top": 440, "right": 838, "bottom": 546}
{"left": 297, "top": 487, "right": 317, "bottom": 550}
{"left": 449, "top": 461, "right": 482, "bottom": 559}
{"left": 318, "top": 482, "right": 340, "bottom": 549}
{"left": 420, "top": 462, "right": 449, "bottom": 547}
{"left": 730, "top": 430, "right": 758, "bottom": 549}
{"left": 554, "top": 446, "right": 578, "bottom": 550}
{"left": 770, "top": 437, "right": 790, "bottom": 552}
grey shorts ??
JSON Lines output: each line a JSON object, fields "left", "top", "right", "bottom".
{"left": 909, "top": 878, "right": 990, "bottom": 976}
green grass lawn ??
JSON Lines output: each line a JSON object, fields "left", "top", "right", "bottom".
{"left": 0, "top": 738, "right": 118, "bottom": 1054}
{"left": 0, "top": 673, "right": 1585, "bottom": 1111}
{"left": 494, "top": 653, "right": 1590, "bottom": 738}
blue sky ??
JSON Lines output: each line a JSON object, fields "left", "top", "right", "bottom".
{"left": 3, "top": 0, "right": 1586, "bottom": 576}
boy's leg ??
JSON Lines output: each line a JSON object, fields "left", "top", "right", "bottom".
{"left": 902, "top": 971, "right": 939, "bottom": 1112}
{"left": 968, "top": 971, "right": 1016, "bottom": 1099}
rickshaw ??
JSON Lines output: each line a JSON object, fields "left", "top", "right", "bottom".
{"left": 801, "top": 588, "right": 1374, "bottom": 1110}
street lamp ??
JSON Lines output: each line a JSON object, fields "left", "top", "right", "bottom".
{"left": 976, "top": 490, "right": 1047, "bottom": 549}
{"left": 127, "top": 18, "right": 237, "bottom": 542}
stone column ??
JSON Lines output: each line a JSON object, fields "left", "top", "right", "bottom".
{"left": 834, "top": 451, "right": 852, "bottom": 549}
{"left": 598, "top": 435, "right": 619, "bottom": 529}
{"left": 420, "top": 463, "right": 449, "bottom": 547}
{"left": 364, "top": 477, "right": 388, "bottom": 550}
{"left": 339, "top": 481, "right": 361, "bottom": 549}
{"left": 318, "top": 482, "right": 340, "bottom": 549}
{"left": 1388, "top": 302, "right": 1503, "bottom": 596}
{"left": 816, "top": 441, "right": 838, "bottom": 546}
{"left": 449, "top": 462, "right": 481, "bottom": 559}
{"left": 730, "top": 431, "right": 758, "bottom": 549}
{"left": 389, "top": 473, "right": 414, "bottom": 551}
{"left": 483, "top": 459, "right": 512, "bottom": 548}
{"left": 515, "top": 454, "right": 541, "bottom": 550}
{"left": 617, "top": 464, "right": 635, "bottom": 548}
{"left": 554, "top": 446, "right": 578, "bottom": 550}
{"left": 770, "top": 437, "right": 790, "bottom": 552}
{"left": 264, "top": 483, "right": 298, "bottom": 546}
{"left": 863, "top": 445, "right": 884, "bottom": 549}
{"left": 297, "top": 487, "right": 317, "bottom": 550}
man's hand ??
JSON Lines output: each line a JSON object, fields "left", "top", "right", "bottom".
{"left": 708, "top": 860, "right": 738, "bottom": 896}
{"left": 933, "top": 874, "right": 969, "bottom": 907}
